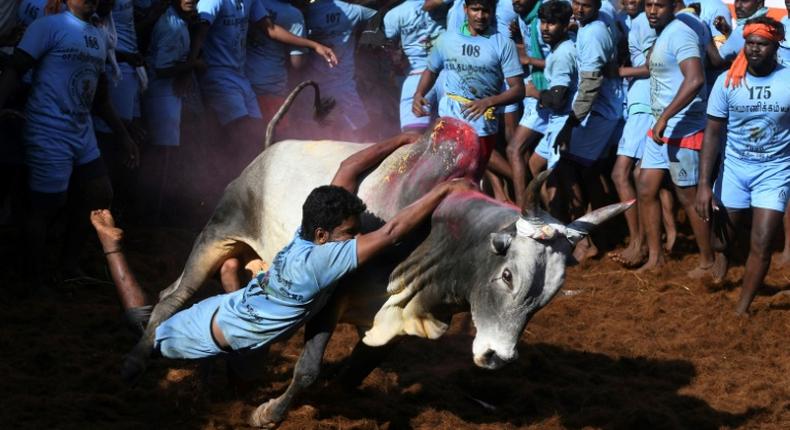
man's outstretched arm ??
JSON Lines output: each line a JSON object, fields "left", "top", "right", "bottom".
{"left": 356, "top": 179, "right": 476, "bottom": 265}
{"left": 330, "top": 132, "right": 420, "bottom": 193}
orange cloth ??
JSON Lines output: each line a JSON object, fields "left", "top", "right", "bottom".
{"left": 647, "top": 128, "right": 704, "bottom": 150}
{"left": 725, "top": 23, "right": 785, "bottom": 88}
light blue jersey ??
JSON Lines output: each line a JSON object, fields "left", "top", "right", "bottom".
{"left": 304, "top": 0, "right": 376, "bottom": 87}
{"left": 198, "top": 0, "right": 269, "bottom": 71}
{"left": 17, "top": 0, "right": 48, "bottom": 26}
{"left": 697, "top": 0, "right": 731, "bottom": 40}
{"left": 707, "top": 65, "right": 790, "bottom": 163}
{"left": 18, "top": 12, "right": 108, "bottom": 192}
{"left": 575, "top": 17, "right": 623, "bottom": 120}
{"left": 113, "top": 0, "right": 139, "bottom": 54}
{"left": 445, "top": 0, "right": 518, "bottom": 36}
{"left": 427, "top": 25, "right": 523, "bottom": 136}
{"left": 544, "top": 38, "right": 578, "bottom": 116}
{"left": 144, "top": 6, "right": 190, "bottom": 146}
{"left": 383, "top": 0, "right": 444, "bottom": 73}
{"left": 215, "top": 230, "right": 358, "bottom": 352}
{"left": 780, "top": 16, "right": 790, "bottom": 66}
{"left": 626, "top": 12, "right": 656, "bottom": 113}
{"left": 245, "top": 0, "right": 306, "bottom": 96}
{"left": 649, "top": 17, "right": 706, "bottom": 137}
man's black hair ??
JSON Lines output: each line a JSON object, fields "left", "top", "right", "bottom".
{"left": 538, "top": 0, "right": 573, "bottom": 24}
{"left": 300, "top": 185, "right": 367, "bottom": 241}
{"left": 744, "top": 16, "right": 786, "bottom": 42}
{"left": 464, "top": 0, "right": 496, "bottom": 9}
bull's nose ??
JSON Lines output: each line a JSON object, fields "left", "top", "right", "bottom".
{"left": 473, "top": 348, "right": 518, "bottom": 369}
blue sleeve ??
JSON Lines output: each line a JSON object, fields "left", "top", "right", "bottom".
{"left": 197, "top": 0, "right": 222, "bottom": 25}
{"left": 383, "top": 8, "right": 400, "bottom": 40}
{"left": 552, "top": 46, "right": 576, "bottom": 87}
{"left": 307, "top": 239, "right": 359, "bottom": 289}
{"left": 706, "top": 73, "right": 729, "bottom": 119}
{"left": 718, "top": 30, "right": 742, "bottom": 61}
{"left": 426, "top": 35, "right": 445, "bottom": 72}
{"left": 17, "top": 17, "right": 53, "bottom": 60}
{"left": 350, "top": 3, "right": 377, "bottom": 26}
{"left": 577, "top": 25, "right": 608, "bottom": 73}
{"left": 500, "top": 38, "right": 523, "bottom": 78}
{"left": 671, "top": 24, "right": 702, "bottom": 63}
{"left": 288, "top": 12, "right": 307, "bottom": 56}
{"left": 250, "top": 0, "right": 270, "bottom": 23}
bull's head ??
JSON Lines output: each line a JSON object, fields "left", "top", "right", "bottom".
{"left": 471, "top": 171, "right": 633, "bottom": 369}
{"left": 362, "top": 172, "right": 632, "bottom": 371}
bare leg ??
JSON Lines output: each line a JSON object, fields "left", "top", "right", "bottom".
{"left": 778, "top": 200, "right": 790, "bottom": 267}
{"left": 220, "top": 258, "right": 243, "bottom": 293}
{"left": 507, "top": 126, "right": 541, "bottom": 209}
{"left": 636, "top": 168, "right": 666, "bottom": 271}
{"left": 736, "top": 208, "right": 783, "bottom": 315}
{"left": 503, "top": 111, "right": 518, "bottom": 143}
{"left": 659, "top": 186, "right": 677, "bottom": 253}
{"left": 675, "top": 185, "right": 716, "bottom": 278}
{"left": 484, "top": 170, "right": 510, "bottom": 202}
{"left": 609, "top": 155, "right": 645, "bottom": 266}
{"left": 528, "top": 152, "right": 548, "bottom": 178}
{"left": 488, "top": 150, "right": 514, "bottom": 180}
{"left": 90, "top": 210, "right": 151, "bottom": 332}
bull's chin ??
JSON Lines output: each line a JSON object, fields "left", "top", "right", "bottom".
{"left": 473, "top": 353, "right": 510, "bottom": 370}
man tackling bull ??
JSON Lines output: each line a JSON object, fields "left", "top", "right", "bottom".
{"left": 94, "top": 133, "right": 474, "bottom": 368}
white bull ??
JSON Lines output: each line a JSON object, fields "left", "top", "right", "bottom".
{"left": 123, "top": 83, "right": 631, "bottom": 427}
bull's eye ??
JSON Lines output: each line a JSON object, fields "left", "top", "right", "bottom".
{"left": 502, "top": 268, "right": 513, "bottom": 287}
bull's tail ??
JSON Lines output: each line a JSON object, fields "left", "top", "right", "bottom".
{"left": 264, "top": 80, "right": 336, "bottom": 150}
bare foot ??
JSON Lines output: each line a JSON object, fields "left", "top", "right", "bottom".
{"left": 775, "top": 250, "right": 790, "bottom": 268}
{"left": 573, "top": 237, "right": 599, "bottom": 264}
{"left": 90, "top": 209, "right": 124, "bottom": 253}
{"left": 663, "top": 227, "right": 677, "bottom": 254}
{"left": 609, "top": 242, "right": 647, "bottom": 268}
{"left": 636, "top": 254, "right": 666, "bottom": 273}
{"left": 687, "top": 253, "right": 728, "bottom": 281}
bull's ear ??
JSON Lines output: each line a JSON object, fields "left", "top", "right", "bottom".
{"left": 489, "top": 232, "right": 513, "bottom": 255}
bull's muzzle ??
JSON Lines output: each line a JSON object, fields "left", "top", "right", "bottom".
{"left": 473, "top": 348, "right": 519, "bottom": 370}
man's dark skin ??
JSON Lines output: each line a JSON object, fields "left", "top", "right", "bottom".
{"left": 695, "top": 30, "right": 784, "bottom": 315}
{"left": 636, "top": 0, "right": 714, "bottom": 273}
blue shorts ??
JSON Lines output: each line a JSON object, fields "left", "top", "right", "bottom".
{"left": 534, "top": 115, "right": 564, "bottom": 169}
{"left": 94, "top": 64, "right": 141, "bottom": 132}
{"left": 616, "top": 112, "right": 651, "bottom": 159}
{"left": 564, "top": 113, "right": 618, "bottom": 167}
{"left": 518, "top": 97, "right": 549, "bottom": 134}
{"left": 714, "top": 156, "right": 790, "bottom": 212}
{"left": 641, "top": 138, "right": 700, "bottom": 187}
{"left": 24, "top": 125, "right": 101, "bottom": 193}
{"left": 502, "top": 81, "right": 519, "bottom": 114}
{"left": 143, "top": 78, "right": 182, "bottom": 147}
{"left": 399, "top": 72, "right": 440, "bottom": 131}
{"left": 155, "top": 294, "right": 228, "bottom": 359}
{"left": 201, "top": 68, "right": 262, "bottom": 126}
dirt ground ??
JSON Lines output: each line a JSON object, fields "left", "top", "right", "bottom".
{"left": 1, "top": 220, "right": 788, "bottom": 430}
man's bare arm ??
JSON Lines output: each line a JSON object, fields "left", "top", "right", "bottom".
{"left": 356, "top": 179, "right": 476, "bottom": 265}
{"left": 331, "top": 133, "right": 420, "bottom": 193}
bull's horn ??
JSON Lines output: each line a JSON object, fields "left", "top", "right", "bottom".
{"left": 264, "top": 81, "right": 336, "bottom": 149}
{"left": 522, "top": 169, "right": 552, "bottom": 217}
{"left": 564, "top": 200, "right": 636, "bottom": 245}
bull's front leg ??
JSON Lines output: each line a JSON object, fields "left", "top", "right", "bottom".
{"left": 250, "top": 301, "right": 341, "bottom": 428}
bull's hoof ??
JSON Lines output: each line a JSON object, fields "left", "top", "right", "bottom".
{"left": 249, "top": 400, "right": 281, "bottom": 429}
{"left": 120, "top": 352, "right": 149, "bottom": 386}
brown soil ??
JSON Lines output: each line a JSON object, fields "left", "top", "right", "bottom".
{"left": 1, "top": 225, "right": 788, "bottom": 430}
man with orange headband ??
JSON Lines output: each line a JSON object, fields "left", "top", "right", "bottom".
{"left": 696, "top": 16, "right": 790, "bottom": 315}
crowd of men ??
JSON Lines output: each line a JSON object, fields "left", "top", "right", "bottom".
{"left": 0, "top": 0, "right": 788, "bottom": 316}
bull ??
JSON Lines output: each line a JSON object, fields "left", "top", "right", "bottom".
{"left": 123, "top": 82, "right": 631, "bottom": 427}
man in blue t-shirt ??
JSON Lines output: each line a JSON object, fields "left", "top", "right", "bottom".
{"left": 708, "top": 0, "right": 767, "bottom": 68}
{"left": 0, "top": 0, "right": 138, "bottom": 283}
{"left": 637, "top": 0, "right": 718, "bottom": 276}
{"left": 113, "top": 132, "right": 473, "bottom": 376}
{"left": 696, "top": 17, "right": 790, "bottom": 315}
{"left": 412, "top": 0, "right": 524, "bottom": 158}
{"left": 383, "top": 0, "right": 444, "bottom": 132}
